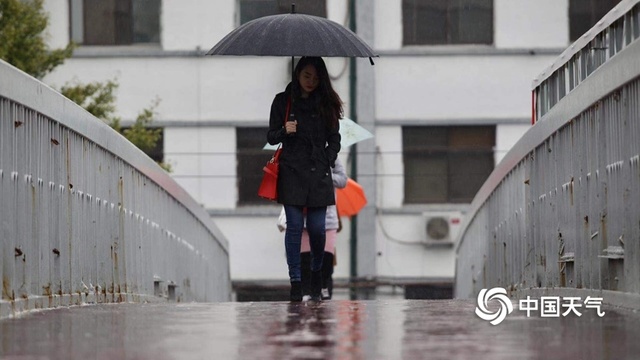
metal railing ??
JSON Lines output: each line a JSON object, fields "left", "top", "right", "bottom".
{"left": 0, "top": 60, "right": 231, "bottom": 318}
{"left": 456, "top": 0, "right": 640, "bottom": 308}
{"left": 532, "top": 0, "right": 640, "bottom": 122}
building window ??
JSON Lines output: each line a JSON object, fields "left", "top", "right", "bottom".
{"left": 239, "top": 0, "right": 326, "bottom": 24}
{"left": 402, "top": 0, "right": 493, "bottom": 46}
{"left": 237, "top": 127, "right": 272, "bottom": 205}
{"left": 403, "top": 126, "right": 495, "bottom": 204}
{"left": 69, "top": 0, "right": 161, "bottom": 45}
{"left": 569, "top": 0, "right": 622, "bottom": 41}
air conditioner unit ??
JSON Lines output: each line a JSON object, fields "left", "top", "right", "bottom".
{"left": 422, "top": 211, "right": 463, "bottom": 247}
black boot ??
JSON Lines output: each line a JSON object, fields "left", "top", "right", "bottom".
{"left": 310, "top": 270, "right": 322, "bottom": 302}
{"left": 321, "top": 252, "right": 334, "bottom": 300}
{"left": 290, "top": 281, "right": 302, "bottom": 302}
{"left": 300, "top": 252, "right": 312, "bottom": 298}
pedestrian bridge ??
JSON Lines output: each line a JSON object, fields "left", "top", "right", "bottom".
{"left": 2, "top": 0, "right": 640, "bottom": 358}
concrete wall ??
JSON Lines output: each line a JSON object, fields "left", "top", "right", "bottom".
{"left": 0, "top": 61, "right": 231, "bottom": 318}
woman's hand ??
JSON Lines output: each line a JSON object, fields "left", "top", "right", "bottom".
{"left": 285, "top": 120, "right": 298, "bottom": 134}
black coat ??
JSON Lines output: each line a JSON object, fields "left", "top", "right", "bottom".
{"left": 267, "top": 87, "right": 341, "bottom": 207}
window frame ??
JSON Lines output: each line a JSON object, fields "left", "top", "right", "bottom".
{"left": 69, "top": 0, "right": 161, "bottom": 46}
{"left": 402, "top": 0, "right": 494, "bottom": 46}
{"left": 402, "top": 125, "right": 495, "bottom": 204}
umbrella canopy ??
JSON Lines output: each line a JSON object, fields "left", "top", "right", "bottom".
{"left": 336, "top": 178, "right": 367, "bottom": 218}
{"left": 263, "top": 117, "right": 373, "bottom": 150}
{"left": 339, "top": 117, "right": 373, "bottom": 148}
{"left": 206, "top": 13, "right": 377, "bottom": 61}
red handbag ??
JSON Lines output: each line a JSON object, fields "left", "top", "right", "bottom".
{"left": 257, "top": 145, "right": 282, "bottom": 200}
{"left": 258, "top": 98, "right": 291, "bottom": 201}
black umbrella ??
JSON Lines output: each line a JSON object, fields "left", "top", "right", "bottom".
{"left": 206, "top": 7, "right": 377, "bottom": 61}
{"left": 206, "top": 5, "right": 377, "bottom": 121}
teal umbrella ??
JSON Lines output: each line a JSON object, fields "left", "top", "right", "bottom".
{"left": 263, "top": 117, "right": 373, "bottom": 150}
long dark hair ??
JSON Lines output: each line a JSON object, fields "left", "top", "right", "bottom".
{"left": 292, "top": 57, "right": 343, "bottom": 129}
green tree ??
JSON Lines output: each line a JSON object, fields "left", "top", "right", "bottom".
{"left": 60, "top": 79, "right": 120, "bottom": 125}
{"left": 61, "top": 80, "right": 171, "bottom": 172}
{"left": 0, "top": 0, "right": 74, "bottom": 79}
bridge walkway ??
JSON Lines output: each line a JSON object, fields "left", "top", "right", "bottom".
{"left": 1, "top": 298, "right": 638, "bottom": 359}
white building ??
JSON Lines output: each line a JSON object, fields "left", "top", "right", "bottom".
{"left": 41, "top": 0, "right": 618, "bottom": 299}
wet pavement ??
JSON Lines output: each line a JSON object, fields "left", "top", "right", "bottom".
{"left": 1, "top": 299, "right": 639, "bottom": 359}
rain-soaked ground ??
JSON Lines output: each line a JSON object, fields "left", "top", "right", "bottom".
{"left": 1, "top": 297, "right": 639, "bottom": 359}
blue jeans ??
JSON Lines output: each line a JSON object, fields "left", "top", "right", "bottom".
{"left": 284, "top": 205, "right": 326, "bottom": 282}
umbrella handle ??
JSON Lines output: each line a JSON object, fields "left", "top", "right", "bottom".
{"left": 290, "top": 55, "right": 295, "bottom": 120}
{"left": 285, "top": 96, "right": 295, "bottom": 136}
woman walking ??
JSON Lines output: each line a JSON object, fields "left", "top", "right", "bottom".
{"left": 267, "top": 56, "right": 343, "bottom": 302}
{"left": 278, "top": 158, "right": 348, "bottom": 300}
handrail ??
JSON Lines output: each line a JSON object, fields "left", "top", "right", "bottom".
{"left": 532, "top": 0, "right": 640, "bottom": 122}
{"left": 1, "top": 60, "right": 231, "bottom": 316}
